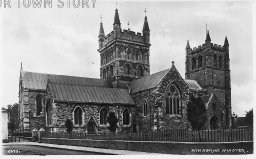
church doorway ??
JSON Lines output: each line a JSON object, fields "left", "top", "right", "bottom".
{"left": 87, "top": 117, "right": 97, "bottom": 134}
{"left": 210, "top": 115, "right": 218, "bottom": 129}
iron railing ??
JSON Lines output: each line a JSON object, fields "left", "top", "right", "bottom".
{"left": 42, "top": 128, "right": 253, "bottom": 142}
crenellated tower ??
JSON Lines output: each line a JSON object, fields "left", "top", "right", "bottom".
{"left": 185, "top": 30, "right": 231, "bottom": 128}
{"left": 98, "top": 9, "right": 151, "bottom": 87}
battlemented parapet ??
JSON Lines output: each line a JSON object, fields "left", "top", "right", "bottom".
{"left": 101, "top": 29, "right": 148, "bottom": 48}
{"left": 189, "top": 43, "right": 225, "bottom": 54}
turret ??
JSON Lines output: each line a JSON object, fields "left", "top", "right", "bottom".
{"left": 143, "top": 15, "right": 150, "bottom": 44}
{"left": 224, "top": 36, "right": 229, "bottom": 47}
{"left": 205, "top": 30, "right": 211, "bottom": 43}
{"left": 98, "top": 20, "right": 105, "bottom": 48}
{"left": 142, "top": 9, "right": 150, "bottom": 44}
{"left": 113, "top": 9, "right": 121, "bottom": 32}
{"left": 186, "top": 40, "right": 192, "bottom": 54}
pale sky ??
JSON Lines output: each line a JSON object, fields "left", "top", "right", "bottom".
{"left": 0, "top": 0, "right": 255, "bottom": 116}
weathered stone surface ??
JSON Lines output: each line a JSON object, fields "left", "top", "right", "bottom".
{"left": 185, "top": 39, "right": 231, "bottom": 128}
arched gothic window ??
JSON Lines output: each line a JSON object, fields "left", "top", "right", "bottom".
{"left": 143, "top": 100, "right": 148, "bottom": 116}
{"left": 218, "top": 56, "right": 222, "bottom": 68}
{"left": 198, "top": 55, "right": 203, "bottom": 68}
{"left": 124, "top": 64, "right": 131, "bottom": 75}
{"left": 36, "top": 94, "right": 43, "bottom": 116}
{"left": 100, "top": 108, "right": 108, "bottom": 125}
{"left": 165, "top": 85, "right": 181, "bottom": 115}
{"left": 137, "top": 65, "right": 143, "bottom": 76}
{"left": 123, "top": 109, "right": 130, "bottom": 125}
{"left": 213, "top": 54, "right": 217, "bottom": 67}
{"left": 74, "top": 107, "right": 83, "bottom": 126}
{"left": 192, "top": 57, "right": 196, "bottom": 70}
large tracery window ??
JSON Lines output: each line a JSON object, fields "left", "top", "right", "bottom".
{"left": 100, "top": 108, "right": 108, "bottom": 125}
{"left": 123, "top": 108, "right": 130, "bottom": 125}
{"left": 165, "top": 85, "right": 181, "bottom": 115}
{"left": 74, "top": 107, "right": 83, "bottom": 126}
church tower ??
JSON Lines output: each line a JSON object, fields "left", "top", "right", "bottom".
{"left": 185, "top": 30, "right": 231, "bottom": 128}
{"left": 98, "top": 9, "right": 151, "bottom": 87}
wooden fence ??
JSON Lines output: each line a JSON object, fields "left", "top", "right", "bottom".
{"left": 43, "top": 128, "right": 253, "bottom": 142}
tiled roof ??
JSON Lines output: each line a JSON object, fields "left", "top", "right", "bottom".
{"left": 22, "top": 71, "right": 110, "bottom": 91}
{"left": 128, "top": 69, "right": 170, "bottom": 93}
{"left": 50, "top": 83, "right": 134, "bottom": 105}
{"left": 184, "top": 79, "right": 202, "bottom": 91}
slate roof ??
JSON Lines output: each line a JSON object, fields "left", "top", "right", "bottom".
{"left": 128, "top": 69, "right": 170, "bottom": 93}
{"left": 50, "top": 83, "right": 134, "bottom": 105}
{"left": 22, "top": 71, "right": 110, "bottom": 90}
{"left": 184, "top": 79, "right": 202, "bottom": 91}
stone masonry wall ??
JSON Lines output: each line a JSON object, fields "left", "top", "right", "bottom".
{"left": 131, "top": 66, "right": 192, "bottom": 131}
{"left": 22, "top": 90, "right": 46, "bottom": 130}
{"left": 48, "top": 102, "right": 136, "bottom": 133}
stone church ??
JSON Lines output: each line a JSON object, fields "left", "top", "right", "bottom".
{"left": 18, "top": 8, "right": 232, "bottom": 133}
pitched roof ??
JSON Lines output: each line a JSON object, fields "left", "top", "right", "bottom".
{"left": 128, "top": 69, "right": 170, "bottom": 93}
{"left": 184, "top": 79, "right": 202, "bottom": 91}
{"left": 200, "top": 94, "right": 212, "bottom": 105}
{"left": 22, "top": 71, "right": 110, "bottom": 91}
{"left": 50, "top": 83, "right": 134, "bottom": 105}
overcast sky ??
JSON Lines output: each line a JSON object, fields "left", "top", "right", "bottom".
{"left": 0, "top": 0, "right": 255, "bottom": 116}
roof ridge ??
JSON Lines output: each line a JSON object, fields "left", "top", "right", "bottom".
{"left": 49, "top": 82, "right": 128, "bottom": 90}
{"left": 130, "top": 68, "right": 170, "bottom": 83}
{"left": 154, "top": 68, "right": 171, "bottom": 87}
{"left": 23, "top": 71, "right": 106, "bottom": 81}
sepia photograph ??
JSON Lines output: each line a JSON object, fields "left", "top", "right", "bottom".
{"left": 0, "top": 0, "right": 255, "bottom": 156}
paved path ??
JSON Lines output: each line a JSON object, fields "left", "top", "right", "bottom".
{"left": 3, "top": 142, "right": 161, "bottom": 155}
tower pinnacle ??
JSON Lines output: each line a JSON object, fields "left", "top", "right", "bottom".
{"left": 205, "top": 30, "right": 211, "bottom": 43}
{"left": 224, "top": 36, "right": 229, "bottom": 46}
{"left": 113, "top": 8, "right": 121, "bottom": 30}
{"left": 186, "top": 40, "right": 190, "bottom": 49}
{"left": 99, "top": 16, "right": 105, "bottom": 36}
{"left": 143, "top": 13, "right": 150, "bottom": 31}
{"left": 113, "top": 8, "right": 121, "bottom": 25}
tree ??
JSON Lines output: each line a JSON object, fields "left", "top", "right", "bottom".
{"left": 7, "top": 103, "right": 19, "bottom": 130}
{"left": 245, "top": 109, "right": 253, "bottom": 127}
{"left": 187, "top": 95, "right": 207, "bottom": 141}
{"left": 65, "top": 119, "right": 73, "bottom": 134}
{"left": 8, "top": 122, "right": 15, "bottom": 134}
{"left": 107, "top": 112, "right": 118, "bottom": 133}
